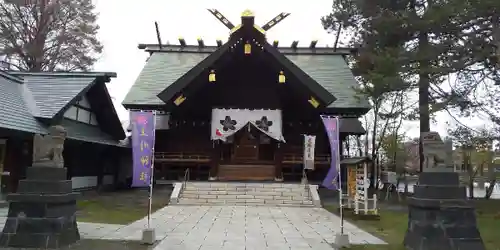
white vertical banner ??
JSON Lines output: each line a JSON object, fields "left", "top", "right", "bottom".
{"left": 303, "top": 135, "right": 316, "bottom": 170}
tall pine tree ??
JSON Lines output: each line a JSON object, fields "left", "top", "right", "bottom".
{"left": 323, "top": 0, "right": 500, "bottom": 170}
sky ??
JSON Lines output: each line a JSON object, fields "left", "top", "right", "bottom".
{"left": 91, "top": 0, "right": 485, "bottom": 139}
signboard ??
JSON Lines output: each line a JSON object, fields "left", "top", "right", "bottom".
{"left": 131, "top": 111, "right": 155, "bottom": 187}
{"left": 347, "top": 167, "right": 357, "bottom": 198}
{"left": 320, "top": 116, "right": 340, "bottom": 190}
{"left": 303, "top": 135, "right": 316, "bottom": 170}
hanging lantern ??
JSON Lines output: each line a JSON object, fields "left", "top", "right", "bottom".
{"left": 278, "top": 71, "right": 286, "bottom": 83}
{"left": 209, "top": 70, "right": 216, "bottom": 82}
{"left": 244, "top": 41, "right": 251, "bottom": 55}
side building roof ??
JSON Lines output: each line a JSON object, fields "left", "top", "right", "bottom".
{"left": 0, "top": 71, "right": 127, "bottom": 146}
{"left": 123, "top": 44, "right": 370, "bottom": 114}
{"left": 0, "top": 71, "right": 47, "bottom": 134}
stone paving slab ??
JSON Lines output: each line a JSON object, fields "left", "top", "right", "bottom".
{"left": 0, "top": 205, "right": 386, "bottom": 250}
{"left": 127, "top": 206, "right": 386, "bottom": 250}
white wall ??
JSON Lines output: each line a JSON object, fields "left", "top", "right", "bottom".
{"left": 71, "top": 175, "right": 114, "bottom": 190}
{"left": 63, "top": 95, "right": 99, "bottom": 125}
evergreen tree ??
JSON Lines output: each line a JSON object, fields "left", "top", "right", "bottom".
{"left": 322, "top": 0, "right": 500, "bottom": 169}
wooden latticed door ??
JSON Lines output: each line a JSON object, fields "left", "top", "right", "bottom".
{"left": 232, "top": 129, "right": 259, "bottom": 163}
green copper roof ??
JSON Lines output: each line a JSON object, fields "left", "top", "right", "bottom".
{"left": 122, "top": 51, "right": 370, "bottom": 110}
{"left": 122, "top": 53, "right": 209, "bottom": 106}
{"left": 285, "top": 55, "right": 370, "bottom": 109}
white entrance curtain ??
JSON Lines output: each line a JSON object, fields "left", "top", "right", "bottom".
{"left": 211, "top": 108, "right": 285, "bottom": 142}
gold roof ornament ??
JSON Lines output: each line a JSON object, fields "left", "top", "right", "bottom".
{"left": 241, "top": 9, "right": 254, "bottom": 17}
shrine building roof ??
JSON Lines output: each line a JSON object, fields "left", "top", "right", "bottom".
{"left": 122, "top": 9, "right": 371, "bottom": 115}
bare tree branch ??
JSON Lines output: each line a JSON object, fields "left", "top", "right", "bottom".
{"left": 0, "top": 0, "right": 103, "bottom": 71}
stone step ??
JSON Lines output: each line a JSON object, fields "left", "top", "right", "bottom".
{"left": 184, "top": 183, "right": 306, "bottom": 188}
{"left": 176, "top": 198, "right": 314, "bottom": 207}
{"left": 175, "top": 182, "right": 317, "bottom": 207}
{"left": 183, "top": 186, "right": 307, "bottom": 192}
{"left": 182, "top": 190, "right": 308, "bottom": 196}
{"left": 182, "top": 191, "right": 309, "bottom": 196}
{"left": 180, "top": 194, "right": 310, "bottom": 200}
{"left": 182, "top": 189, "right": 308, "bottom": 195}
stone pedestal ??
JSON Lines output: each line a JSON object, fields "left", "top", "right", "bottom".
{"left": 333, "top": 233, "right": 350, "bottom": 248}
{"left": 0, "top": 166, "right": 80, "bottom": 249}
{"left": 404, "top": 172, "right": 485, "bottom": 250}
{"left": 141, "top": 228, "right": 156, "bottom": 244}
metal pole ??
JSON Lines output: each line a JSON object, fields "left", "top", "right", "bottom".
{"left": 336, "top": 117, "right": 344, "bottom": 235}
{"left": 333, "top": 22, "right": 342, "bottom": 52}
{"left": 154, "top": 22, "right": 163, "bottom": 50}
{"left": 147, "top": 110, "right": 157, "bottom": 229}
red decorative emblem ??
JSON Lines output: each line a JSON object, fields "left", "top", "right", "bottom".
{"left": 215, "top": 129, "right": 223, "bottom": 137}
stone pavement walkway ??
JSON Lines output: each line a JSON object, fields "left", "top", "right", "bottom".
{"left": 101, "top": 206, "right": 385, "bottom": 250}
{"left": 0, "top": 206, "right": 386, "bottom": 250}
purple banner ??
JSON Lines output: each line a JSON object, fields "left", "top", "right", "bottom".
{"left": 131, "top": 111, "right": 155, "bottom": 187}
{"left": 321, "top": 115, "right": 340, "bottom": 190}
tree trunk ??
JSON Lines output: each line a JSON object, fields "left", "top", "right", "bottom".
{"left": 418, "top": 31, "right": 431, "bottom": 173}
{"left": 356, "top": 136, "right": 363, "bottom": 156}
{"left": 468, "top": 178, "right": 474, "bottom": 199}
{"left": 404, "top": 174, "right": 409, "bottom": 195}
{"left": 493, "top": 14, "right": 500, "bottom": 68}
{"left": 485, "top": 164, "right": 497, "bottom": 199}
{"left": 485, "top": 180, "right": 496, "bottom": 199}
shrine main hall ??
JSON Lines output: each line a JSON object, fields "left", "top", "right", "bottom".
{"left": 122, "top": 10, "right": 370, "bottom": 183}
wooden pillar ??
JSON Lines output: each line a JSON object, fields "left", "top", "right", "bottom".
{"left": 96, "top": 145, "right": 108, "bottom": 189}
{"left": 345, "top": 135, "right": 351, "bottom": 157}
{"left": 209, "top": 141, "right": 220, "bottom": 180}
{"left": 274, "top": 142, "right": 283, "bottom": 181}
{"left": 112, "top": 147, "right": 121, "bottom": 189}
{"left": 339, "top": 137, "right": 344, "bottom": 160}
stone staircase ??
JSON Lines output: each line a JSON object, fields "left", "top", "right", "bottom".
{"left": 170, "top": 182, "right": 321, "bottom": 207}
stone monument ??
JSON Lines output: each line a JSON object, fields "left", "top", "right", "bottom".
{"left": 404, "top": 131, "right": 485, "bottom": 250}
{"left": 0, "top": 125, "right": 81, "bottom": 248}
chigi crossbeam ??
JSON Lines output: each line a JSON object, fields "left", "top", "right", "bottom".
{"left": 207, "top": 9, "right": 236, "bottom": 30}
{"left": 207, "top": 8, "right": 290, "bottom": 35}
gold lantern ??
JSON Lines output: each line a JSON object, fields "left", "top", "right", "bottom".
{"left": 278, "top": 71, "right": 286, "bottom": 83}
{"left": 244, "top": 41, "right": 251, "bottom": 55}
{"left": 209, "top": 70, "right": 216, "bottom": 82}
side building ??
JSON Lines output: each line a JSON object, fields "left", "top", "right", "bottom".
{"left": 0, "top": 70, "right": 128, "bottom": 196}
{"left": 123, "top": 11, "right": 371, "bottom": 183}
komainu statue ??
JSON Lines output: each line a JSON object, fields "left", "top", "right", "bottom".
{"left": 421, "top": 131, "right": 453, "bottom": 171}
{"left": 33, "top": 125, "right": 67, "bottom": 168}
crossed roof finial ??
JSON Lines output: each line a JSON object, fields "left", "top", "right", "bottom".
{"left": 207, "top": 8, "right": 290, "bottom": 34}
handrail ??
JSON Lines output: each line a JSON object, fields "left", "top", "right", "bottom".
{"left": 282, "top": 154, "right": 331, "bottom": 164}
{"left": 183, "top": 168, "right": 190, "bottom": 186}
{"left": 301, "top": 170, "right": 311, "bottom": 199}
{"left": 301, "top": 169, "right": 308, "bottom": 186}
